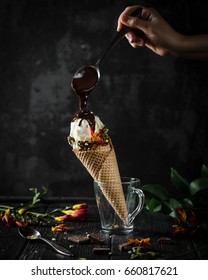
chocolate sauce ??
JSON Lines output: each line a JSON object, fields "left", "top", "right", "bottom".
{"left": 77, "top": 110, "right": 95, "bottom": 132}
{"left": 71, "top": 65, "right": 99, "bottom": 131}
{"left": 72, "top": 66, "right": 98, "bottom": 94}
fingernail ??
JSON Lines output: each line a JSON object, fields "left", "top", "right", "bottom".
{"left": 117, "top": 25, "right": 121, "bottom": 32}
{"left": 121, "top": 15, "right": 129, "bottom": 23}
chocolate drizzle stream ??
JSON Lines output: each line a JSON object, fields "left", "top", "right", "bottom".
{"left": 71, "top": 66, "right": 99, "bottom": 131}
{"left": 77, "top": 110, "right": 95, "bottom": 132}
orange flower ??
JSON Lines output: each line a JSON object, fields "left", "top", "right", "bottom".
{"left": 1, "top": 208, "right": 27, "bottom": 227}
{"left": 2, "top": 209, "right": 16, "bottom": 227}
{"left": 90, "top": 128, "right": 105, "bottom": 144}
{"left": 51, "top": 224, "right": 68, "bottom": 232}
{"left": 176, "top": 208, "right": 187, "bottom": 223}
{"left": 172, "top": 208, "right": 198, "bottom": 236}
{"left": 2, "top": 209, "right": 11, "bottom": 224}
{"left": 128, "top": 237, "right": 151, "bottom": 247}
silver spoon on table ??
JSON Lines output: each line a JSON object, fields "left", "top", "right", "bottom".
{"left": 18, "top": 226, "right": 74, "bottom": 257}
{"left": 71, "top": 7, "right": 145, "bottom": 94}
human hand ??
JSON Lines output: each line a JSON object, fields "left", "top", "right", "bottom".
{"left": 117, "top": 5, "right": 182, "bottom": 57}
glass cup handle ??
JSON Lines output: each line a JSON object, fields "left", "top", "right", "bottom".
{"left": 127, "top": 188, "right": 145, "bottom": 224}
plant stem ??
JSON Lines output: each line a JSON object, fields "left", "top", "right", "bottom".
{"left": 0, "top": 205, "right": 14, "bottom": 210}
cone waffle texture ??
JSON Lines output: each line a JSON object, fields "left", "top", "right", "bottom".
{"left": 73, "top": 138, "right": 128, "bottom": 222}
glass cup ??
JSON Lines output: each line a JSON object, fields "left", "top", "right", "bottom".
{"left": 94, "top": 177, "right": 145, "bottom": 234}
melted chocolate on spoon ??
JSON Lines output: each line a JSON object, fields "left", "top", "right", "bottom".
{"left": 72, "top": 66, "right": 98, "bottom": 94}
{"left": 71, "top": 65, "right": 99, "bottom": 131}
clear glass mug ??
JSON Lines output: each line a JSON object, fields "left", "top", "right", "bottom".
{"left": 94, "top": 177, "right": 145, "bottom": 234}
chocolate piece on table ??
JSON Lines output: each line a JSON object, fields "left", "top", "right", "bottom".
{"left": 93, "top": 247, "right": 111, "bottom": 255}
{"left": 88, "top": 233, "right": 106, "bottom": 244}
{"left": 118, "top": 242, "right": 133, "bottom": 251}
{"left": 68, "top": 235, "right": 90, "bottom": 244}
{"left": 157, "top": 237, "right": 176, "bottom": 244}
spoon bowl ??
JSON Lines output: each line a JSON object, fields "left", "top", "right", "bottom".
{"left": 71, "top": 64, "right": 100, "bottom": 94}
{"left": 18, "top": 226, "right": 74, "bottom": 257}
{"left": 18, "top": 225, "right": 40, "bottom": 239}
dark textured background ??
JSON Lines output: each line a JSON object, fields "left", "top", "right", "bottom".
{"left": 0, "top": 0, "right": 208, "bottom": 197}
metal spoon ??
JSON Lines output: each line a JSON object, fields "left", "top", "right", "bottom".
{"left": 71, "top": 7, "right": 145, "bottom": 94}
{"left": 18, "top": 226, "right": 74, "bottom": 257}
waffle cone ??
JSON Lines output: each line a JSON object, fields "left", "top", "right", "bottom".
{"left": 73, "top": 139, "right": 128, "bottom": 222}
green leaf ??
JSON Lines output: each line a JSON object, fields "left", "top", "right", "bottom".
{"left": 201, "top": 164, "right": 208, "bottom": 178}
{"left": 146, "top": 197, "right": 162, "bottom": 212}
{"left": 181, "top": 198, "right": 194, "bottom": 209}
{"left": 169, "top": 198, "right": 183, "bottom": 209}
{"left": 170, "top": 168, "right": 189, "bottom": 194}
{"left": 169, "top": 211, "right": 178, "bottom": 218}
{"left": 141, "top": 184, "right": 169, "bottom": 200}
{"left": 189, "top": 177, "right": 208, "bottom": 195}
{"left": 163, "top": 198, "right": 182, "bottom": 212}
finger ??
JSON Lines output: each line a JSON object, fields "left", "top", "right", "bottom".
{"left": 119, "top": 7, "right": 155, "bottom": 34}
{"left": 125, "top": 32, "right": 146, "bottom": 47}
{"left": 129, "top": 41, "right": 145, "bottom": 49}
{"left": 117, "top": 5, "right": 142, "bottom": 31}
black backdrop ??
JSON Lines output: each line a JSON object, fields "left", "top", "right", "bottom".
{"left": 0, "top": 0, "right": 208, "bottom": 197}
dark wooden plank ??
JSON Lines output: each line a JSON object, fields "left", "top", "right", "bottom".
{"left": 0, "top": 225, "right": 27, "bottom": 260}
{"left": 191, "top": 222, "right": 208, "bottom": 260}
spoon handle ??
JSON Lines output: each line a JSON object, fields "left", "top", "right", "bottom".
{"left": 40, "top": 237, "right": 74, "bottom": 257}
{"left": 96, "top": 7, "right": 145, "bottom": 65}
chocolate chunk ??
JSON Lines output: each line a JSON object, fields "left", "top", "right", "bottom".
{"left": 88, "top": 233, "right": 106, "bottom": 244}
{"left": 157, "top": 237, "right": 176, "bottom": 244}
{"left": 93, "top": 247, "right": 111, "bottom": 255}
{"left": 68, "top": 235, "right": 90, "bottom": 244}
{"left": 119, "top": 242, "right": 133, "bottom": 251}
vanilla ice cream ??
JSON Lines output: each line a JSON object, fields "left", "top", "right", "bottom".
{"left": 68, "top": 115, "right": 109, "bottom": 150}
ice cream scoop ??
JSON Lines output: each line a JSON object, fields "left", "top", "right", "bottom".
{"left": 68, "top": 114, "right": 108, "bottom": 150}
{"left": 71, "top": 7, "right": 145, "bottom": 97}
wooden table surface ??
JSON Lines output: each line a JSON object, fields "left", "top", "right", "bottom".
{"left": 0, "top": 197, "right": 207, "bottom": 260}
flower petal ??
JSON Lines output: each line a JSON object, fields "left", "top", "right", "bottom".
{"left": 72, "top": 203, "right": 88, "bottom": 210}
{"left": 128, "top": 237, "right": 151, "bottom": 247}
{"left": 18, "top": 208, "right": 27, "bottom": 215}
{"left": 51, "top": 224, "right": 68, "bottom": 232}
{"left": 16, "top": 221, "right": 28, "bottom": 227}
